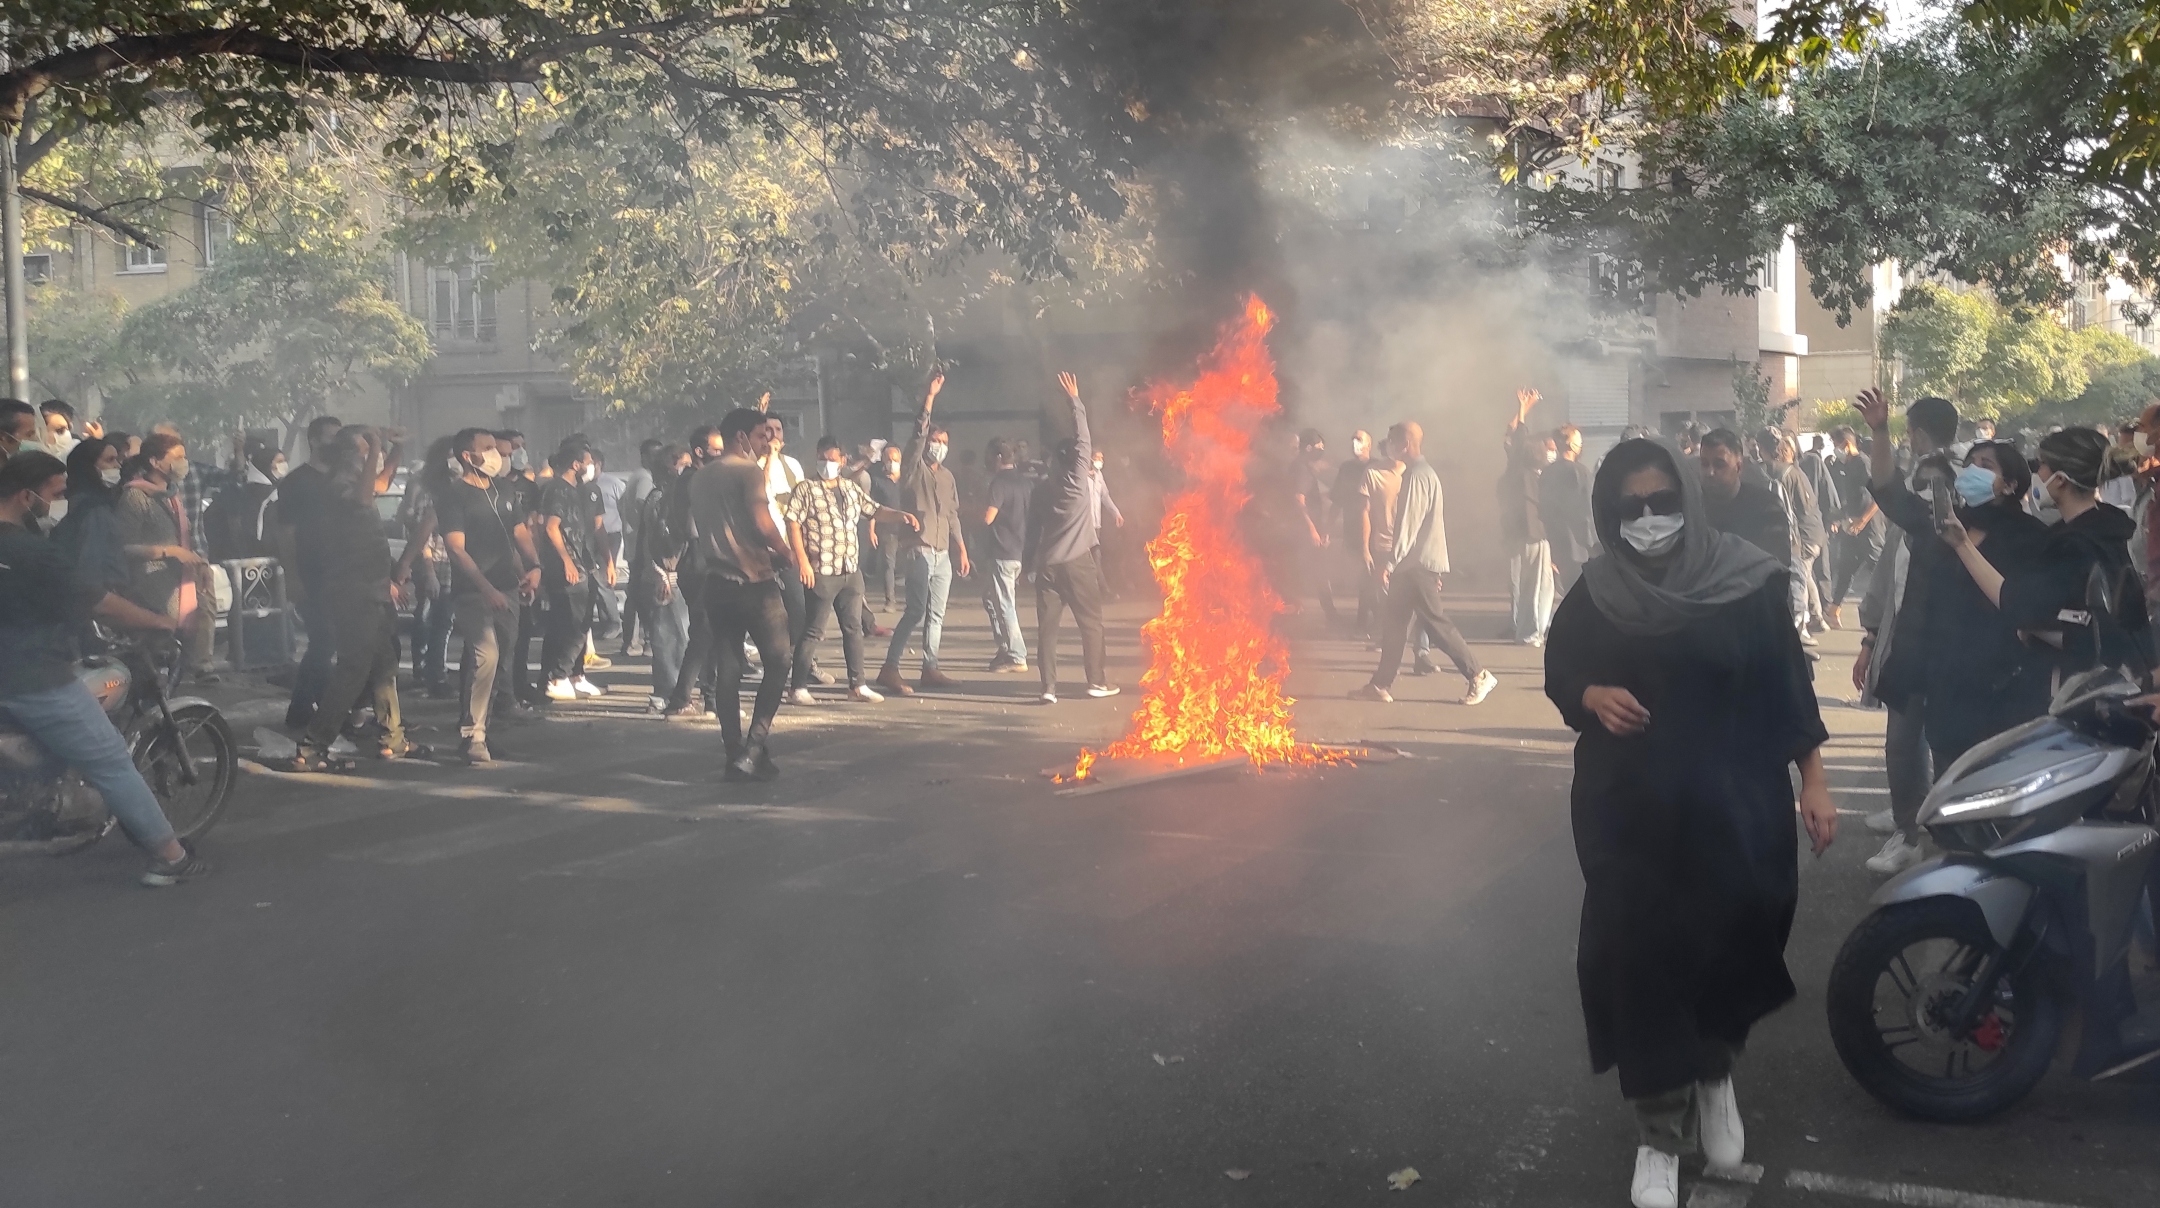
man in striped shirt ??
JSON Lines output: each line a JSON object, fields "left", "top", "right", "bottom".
{"left": 784, "top": 437, "right": 919, "bottom": 704}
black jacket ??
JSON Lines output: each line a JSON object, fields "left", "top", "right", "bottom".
{"left": 2000, "top": 503, "right": 2157, "bottom": 679}
{"left": 1704, "top": 481, "right": 1792, "bottom": 567}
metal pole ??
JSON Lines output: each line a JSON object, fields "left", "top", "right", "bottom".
{"left": 1, "top": 128, "right": 25, "bottom": 400}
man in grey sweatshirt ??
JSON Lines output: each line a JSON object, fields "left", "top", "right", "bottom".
{"left": 1352, "top": 421, "right": 1497, "bottom": 706}
{"left": 1023, "top": 372, "right": 1118, "bottom": 704}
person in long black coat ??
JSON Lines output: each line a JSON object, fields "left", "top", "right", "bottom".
{"left": 1543, "top": 438, "right": 1838, "bottom": 1208}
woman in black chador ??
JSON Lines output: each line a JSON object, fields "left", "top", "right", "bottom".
{"left": 1543, "top": 439, "right": 1839, "bottom": 1208}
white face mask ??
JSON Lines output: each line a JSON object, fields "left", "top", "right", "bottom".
{"left": 271, "top": 460, "right": 287, "bottom": 479}
{"left": 1620, "top": 513, "right": 1686, "bottom": 556}
{"left": 165, "top": 457, "right": 189, "bottom": 483}
{"left": 926, "top": 443, "right": 948, "bottom": 465}
{"left": 44, "top": 498, "right": 67, "bottom": 526}
{"left": 2033, "top": 471, "right": 2060, "bottom": 510}
{"left": 477, "top": 449, "right": 505, "bottom": 478}
{"left": 509, "top": 448, "right": 530, "bottom": 472}
{"left": 581, "top": 463, "right": 597, "bottom": 484}
{"left": 99, "top": 466, "right": 122, "bottom": 487}
{"left": 820, "top": 459, "right": 843, "bottom": 480}
{"left": 1542, "top": 449, "right": 1558, "bottom": 465}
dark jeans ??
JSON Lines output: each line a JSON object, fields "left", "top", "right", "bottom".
{"left": 668, "top": 571, "right": 713, "bottom": 710}
{"left": 302, "top": 594, "right": 403, "bottom": 754}
{"left": 778, "top": 561, "right": 808, "bottom": 647}
{"left": 1036, "top": 555, "right": 1108, "bottom": 690}
{"left": 412, "top": 579, "right": 455, "bottom": 688}
{"left": 512, "top": 591, "right": 540, "bottom": 702}
{"left": 1372, "top": 569, "right": 1484, "bottom": 689}
{"left": 285, "top": 586, "right": 338, "bottom": 729}
{"left": 454, "top": 592, "right": 521, "bottom": 743}
{"left": 706, "top": 576, "right": 792, "bottom": 756}
{"left": 793, "top": 570, "right": 866, "bottom": 688}
{"left": 541, "top": 578, "right": 596, "bottom": 683}
{"left": 1832, "top": 524, "right": 1885, "bottom": 606}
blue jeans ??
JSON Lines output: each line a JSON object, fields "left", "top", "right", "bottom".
{"left": 983, "top": 557, "right": 1027, "bottom": 664}
{"left": 885, "top": 546, "right": 951, "bottom": 671}
{"left": 649, "top": 584, "right": 690, "bottom": 699}
{"left": 1, "top": 680, "right": 175, "bottom": 849}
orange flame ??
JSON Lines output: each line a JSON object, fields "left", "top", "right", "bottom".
{"left": 1072, "top": 295, "right": 1328, "bottom": 780}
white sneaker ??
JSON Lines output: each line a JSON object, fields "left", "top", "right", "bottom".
{"left": 544, "top": 679, "right": 578, "bottom": 702}
{"left": 572, "top": 678, "right": 606, "bottom": 697}
{"left": 1865, "top": 809, "right": 1897, "bottom": 835}
{"left": 849, "top": 683, "right": 885, "bottom": 703}
{"left": 785, "top": 687, "right": 817, "bottom": 707}
{"left": 1086, "top": 684, "right": 1120, "bottom": 698}
{"left": 1866, "top": 831, "right": 1926, "bottom": 875}
{"left": 1461, "top": 669, "right": 1499, "bottom": 705}
{"left": 1039, "top": 692, "right": 1058, "bottom": 705}
{"left": 647, "top": 695, "right": 666, "bottom": 713}
{"left": 1630, "top": 1146, "right": 1679, "bottom": 1208}
{"left": 1698, "top": 1076, "right": 1745, "bottom": 1170}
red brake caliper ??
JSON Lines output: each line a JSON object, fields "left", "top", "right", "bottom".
{"left": 1971, "top": 1012, "right": 2008, "bottom": 1052}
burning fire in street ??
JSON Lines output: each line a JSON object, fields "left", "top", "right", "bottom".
{"left": 1068, "top": 295, "right": 1336, "bottom": 784}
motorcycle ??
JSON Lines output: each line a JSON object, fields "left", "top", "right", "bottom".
{"left": 0, "top": 630, "right": 237, "bottom": 856}
{"left": 1828, "top": 648, "right": 2160, "bottom": 1120}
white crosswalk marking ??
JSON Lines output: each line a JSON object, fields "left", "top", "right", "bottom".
{"left": 1786, "top": 1170, "right": 2092, "bottom": 1208}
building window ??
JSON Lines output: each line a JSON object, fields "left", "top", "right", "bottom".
{"left": 1595, "top": 161, "right": 1622, "bottom": 194}
{"left": 21, "top": 253, "right": 50, "bottom": 283}
{"left": 199, "top": 204, "right": 234, "bottom": 266}
{"left": 120, "top": 242, "right": 166, "bottom": 273}
{"left": 429, "top": 261, "right": 497, "bottom": 344}
{"left": 1755, "top": 253, "right": 1779, "bottom": 294}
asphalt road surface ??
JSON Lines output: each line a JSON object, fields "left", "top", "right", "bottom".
{"left": 3, "top": 592, "right": 2155, "bottom": 1207}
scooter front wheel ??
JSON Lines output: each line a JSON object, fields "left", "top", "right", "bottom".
{"left": 1827, "top": 898, "right": 2060, "bottom": 1121}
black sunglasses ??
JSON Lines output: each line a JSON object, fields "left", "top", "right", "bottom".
{"left": 1614, "top": 489, "right": 1684, "bottom": 520}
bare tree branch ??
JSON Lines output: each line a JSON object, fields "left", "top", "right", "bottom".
{"left": 17, "top": 185, "right": 163, "bottom": 247}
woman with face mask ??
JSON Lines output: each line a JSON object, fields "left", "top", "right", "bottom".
{"left": 1543, "top": 438, "right": 1837, "bottom": 1208}
{"left": 1943, "top": 426, "right": 2158, "bottom": 681}
{"left": 50, "top": 437, "right": 131, "bottom": 597}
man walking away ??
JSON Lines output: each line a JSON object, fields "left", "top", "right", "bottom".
{"left": 617, "top": 438, "right": 662, "bottom": 656}
{"left": 1289, "top": 428, "right": 1339, "bottom": 624}
{"left": 1025, "top": 372, "right": 1117, "bottom": 704}
{"left": 662, "top": 426, "right": 725, "bottom": 718}
{"left": 1540, "top": 424, "right": 1594, "bottom": 593}
{"left": 1501, "top": 428, "right": 1557, "bottom": 645}
{"left": 784, "top": 437, "right": 920, "bottom": 705}
{"left": 980, "top": 439, "right": 1033, "bottom": 672}
{"left": 688, "top": 407, "right": 797, "bottom": 779}
{"left": 1826, "top": 425, "right": 1883, "bottom": 627}
{"left": 631, "top": 444, "right": 693, "bottom": 712}
{"left": 273, "top": 414, "right": 345, "bottom": 729}
{"left": 1331, "top": 430, "right": 1377, "bottom": 634}
{"left": 1700, "top": 428, "right": 1792, "bottom": 565}
{"left": 439, "top": 428, "right": 541, "bottom": 764}
{"left": 1351, "top": 423, "right": 1497, "bottom": 705}
{"left": 878, "top": 372, "right": 972, "bottom": 695}
{"left": 538, "top": 438, "right": 609, "bottom": 702}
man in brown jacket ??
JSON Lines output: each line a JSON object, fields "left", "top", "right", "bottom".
{"left": 877, "top": 372, "right": 972, "bottom": 694}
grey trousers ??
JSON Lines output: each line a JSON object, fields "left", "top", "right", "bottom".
{"left": 1631, "top": 1041, "right": 1737, "bottom": 1156}
{"left": 455, "top": 593, "right": 521, "bottom": 744}
{"left": 1885, "top": 701, "right": 1934, "bottom": 840}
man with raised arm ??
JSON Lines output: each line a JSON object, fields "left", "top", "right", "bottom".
{"left": 1024, "top": 372, "right": 1117, "bottom": 704}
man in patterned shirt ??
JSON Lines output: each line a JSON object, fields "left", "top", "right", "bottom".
{"left": 783, "top": 436, "right": 919, "bottom": 704}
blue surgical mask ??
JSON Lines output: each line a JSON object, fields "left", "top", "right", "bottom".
{"left": 1953, "top": 463, "right": 1998, "bottom": 508}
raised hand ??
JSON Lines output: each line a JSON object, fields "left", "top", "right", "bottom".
{"left": 1516, "top": 387, "right": 1541, "bottom": 420}
{"left": 756, "top": 391, "right": 771, "bottom": 414}
{"left": 1855, "top": 387, "right": 1889, "bottom": 431}
{"left": 1057, "top": 371, "right": 1080, "bottom": 401}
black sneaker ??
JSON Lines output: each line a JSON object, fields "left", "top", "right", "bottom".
{"left": 724, "top": 752, "right": 758, "bottom": 782}
{"left": 752, "top": 747, "right": 780, "bottom": 781}
{"left": 141, "top": 844, "right": 210, "bottom": 888}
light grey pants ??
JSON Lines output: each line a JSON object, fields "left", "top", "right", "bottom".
{"left": 1631, "top": 1041, "right": 1738, "bottom": 1156}
{"left": 1885, "top": 701, "right": 1934, "bottom": 840}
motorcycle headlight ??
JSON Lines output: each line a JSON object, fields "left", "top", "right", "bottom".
{"left": 1934, "top": 752, "right": 2108, "bottom": 819}
{"left": 1930, "top": 819, "right": 2017, "bottom": 854}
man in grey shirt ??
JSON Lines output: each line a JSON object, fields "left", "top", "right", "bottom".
{"left": 1024, "top": 372, "right": 1118, "bottom": 704}
{"left": 1352, "top": 421, "right": 1498, "bottom": 706}
{"left": 878, "top": 372, "right": 972, "bottom": 694}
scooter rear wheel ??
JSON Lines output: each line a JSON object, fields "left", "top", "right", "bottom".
{"left": 1828, "top": 898, "right": 2060, "bottom": 1121}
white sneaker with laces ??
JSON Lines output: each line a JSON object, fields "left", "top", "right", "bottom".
{"left": 849, "top": 683, "right": 885, "bottom": 704}
{"left": 1866, "top": 831, "right": 1926, "bottom": 875}
{"left": 785, "top": 687, "right": 817, "bottom": 706}
{"left": 1039, "top": 692, "right": 1058, "bottom": 705}
{"left": 1086, "top": 684, "right": 1120, "bottom": 698}
{"left": 1698, "top": 1076, "right": 1745, "bottom": 1170}
{"left": 1865, "top": 809, "right": 1897, "bottom": 835}
{"left": 544, "top": 679, "right": 579, "bottom": 702}
{"left": 572, "top": 678, "right": 606, "bottom": 697}
{"left": 1461, "top": 669, "right": 1499, "bottom": 705}
{"left": 1630, "top": 1146, "right": 1679, "bottom": 1208}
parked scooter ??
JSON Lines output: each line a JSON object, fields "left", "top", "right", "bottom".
{"left": 1828, "top": 655, "right": 2160, "bottom": 1120}
{"left": 0, "top": 631, "right": 236, "bottom": 856}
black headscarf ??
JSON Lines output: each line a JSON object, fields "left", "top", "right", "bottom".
{"left": 1579, "top": 438, "right": 1784, "bottom": 637}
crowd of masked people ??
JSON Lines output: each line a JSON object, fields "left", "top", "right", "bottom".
{"left": 1492, "top": 385, "right": 2160, "bottom": 880}
{"left": 3, "top": 371, "right": 1138, "bottom": 804}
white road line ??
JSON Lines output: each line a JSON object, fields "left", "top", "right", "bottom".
{"left": 1786, "top": 1169, "right": 2094, "bottom": 1208}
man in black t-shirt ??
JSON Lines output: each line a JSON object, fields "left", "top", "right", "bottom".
{"left": 978, "top": 439, "right": 1033, "bottom": 672}
{"left": 272, "top": 413, "right": 345, "bottom": 729}
{"left": 537, "top": 436, "right": 611, "bottom": 701}
{"left": 439, "top": 427, "right": 542, "bottom": 763}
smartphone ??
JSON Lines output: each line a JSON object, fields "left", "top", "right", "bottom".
{"left": 1930, "top": 476, "right": 1954, "bottom": 528}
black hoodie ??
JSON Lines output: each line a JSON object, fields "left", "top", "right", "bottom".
{"left": 2000, "top": 502, "right": 2156, "bottom": 678}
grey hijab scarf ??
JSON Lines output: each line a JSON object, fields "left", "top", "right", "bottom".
{"left": 1579, "top": 438, "right": 1783, "bottom": 637}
